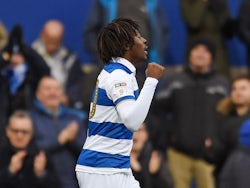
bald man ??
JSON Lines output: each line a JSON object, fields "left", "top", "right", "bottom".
{"left": 40, "top": 20, "right": 64, "bottom": 55}
{"left": 32, "top": 19, "right": 85, "bottom": 110}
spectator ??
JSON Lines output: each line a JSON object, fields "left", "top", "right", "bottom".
{"left": 0, "top": 110, "right": 59, "bottom": 188}
{"left": 218, "top": 119, "right": 250, "bottom": 188}
{"left": 83, "top": 0, "right": 168, "bottom": 89}
{"left": 180, "top": 0, "right": 232, "bottom": 78}
{"left": 32, "top": 19, "right": 85, "bottom": 110}
{"left": 0, "top": 21, "right": 8, "bottom": 50}
{"left": 152, "top": 37, "right": 230, "bottom": 188}
{"left": 131, "top": 122, "right": 173, "bottom": 188}
{"left": 213, "top": 75, "right": 250, "bottom": 183}
{"left": 29, "top": 76, "right": 86, "bottom": 188}
{"left": 0, "top": 24, "right": 50, "bottom": 136}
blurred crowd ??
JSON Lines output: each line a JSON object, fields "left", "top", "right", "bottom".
{"left": 1, "top": 0, "right": 250, "bottom": 188}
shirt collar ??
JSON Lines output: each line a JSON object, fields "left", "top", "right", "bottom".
{"left": 111, "top": 57, "right": 136, "bottom": 74}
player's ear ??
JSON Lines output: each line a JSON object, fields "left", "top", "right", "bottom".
{"left": 124, "top": 42, "right": 130, "bottom": 51}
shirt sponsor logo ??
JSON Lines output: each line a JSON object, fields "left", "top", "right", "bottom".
{"left": 115, "top": 82, "right": 127, "bottom": 87}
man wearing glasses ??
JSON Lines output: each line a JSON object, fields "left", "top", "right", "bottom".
{"left": 0, "top": 110, "right": 59, "bottom": 188}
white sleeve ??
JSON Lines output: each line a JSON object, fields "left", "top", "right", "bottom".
{"left": 106, "top": 70, "right": 136, "bottom": 105}
{"left": 116, "top": 77, "right": 158, "bottom": 132}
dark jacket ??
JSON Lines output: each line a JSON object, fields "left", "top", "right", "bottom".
{"left": 152, "top": 66, "right": 229, "bottom": 159}
{"left": 213, "top": 109, "right": 250, "bottom": 180}
{"left": 64, "top": 51, "right": 85, "bottom": 109}
{"left": 218, "top": 146, "right": 250, "bottom": 188}
{"left": 0, "top": 44, "right": 50, "bottom": 135}
{"left": 0, "top": 75, "right": 9, "bottom": 136}
{"left": 132, "top": 141, "right": 173, "bottom": 188}
{"left": 0, "top": 137, "right": 60, "bottom": 188}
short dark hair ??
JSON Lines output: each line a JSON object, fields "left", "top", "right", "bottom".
{"left": 186, "top": 36, "right": 216, "bottom": 60}
{"left": 97, "top": 17, "right": 139, "bottom": 64}
{"left": 232, "top": 74, "right": 250, "bottom": 83}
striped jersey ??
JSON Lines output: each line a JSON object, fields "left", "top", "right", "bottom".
{"left": 76, "top": 57, "right": 139, "bottom": 174}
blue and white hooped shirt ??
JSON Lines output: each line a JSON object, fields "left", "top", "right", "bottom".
{"left": 76, "top": 57, "right": 139, "bottom": 174}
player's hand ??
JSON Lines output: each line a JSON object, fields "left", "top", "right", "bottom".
{"left": 9, "top": 150, "right": 27, "bottom": 174}
{"left": 146, "top": 63, "right": 165, "bottom": 80}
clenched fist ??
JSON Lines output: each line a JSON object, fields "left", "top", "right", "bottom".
{"left": 146, "top": 63, "right": 165, "bottom": 80}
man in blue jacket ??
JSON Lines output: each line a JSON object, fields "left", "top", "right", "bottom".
{"left": 29, "top": 76, "right": 87, "bottom": 188}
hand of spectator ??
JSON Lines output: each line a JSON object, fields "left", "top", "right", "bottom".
{"left": 205, "top": 137, "right": 213, "bottom": 148}
{"left": 146, "top": 63, "right": 165, "bottom": 80}
{"left": 130, "top": 153, "right": 141, "bottom": 172}
{"left": 66, "top": 121, "right": 79, "bottom": 141}
{"left": 58, "top": 121, "right": 79, "bottom": 145}
{"left": 149, "top": 150, "right": 161, "bottom": 174}
{"left": 60, "top": 93, "right": 70, "bottom": 106}
{"left": 34, "top": 151, "right": 47, "bottom": 177}
{"left": 9, "top": 150, "right": 27, "bottom": 174}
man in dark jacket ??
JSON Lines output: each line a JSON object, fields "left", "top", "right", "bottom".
{"left": 152, "top": 37, "right": 230, "bottom": 188}
{"left": 0, "top": 110, "right": 59, "bottom": 188}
